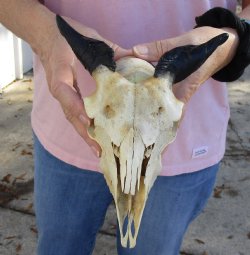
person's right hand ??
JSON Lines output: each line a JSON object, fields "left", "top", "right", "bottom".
{"left": 133, "top": 26, "right": 238, "bottom": 104}
{"left": 37, "top": 16, "right": 132, "bottom": 157}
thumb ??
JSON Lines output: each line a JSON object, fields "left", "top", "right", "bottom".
{"left": 113, "top": 46, "right": 133, "bottom": 60}
{"left": 133, "top": 39, "right": 170, "bottom": 62}
{"left": 103, "top": 39, "right": 133, "bottom": 60}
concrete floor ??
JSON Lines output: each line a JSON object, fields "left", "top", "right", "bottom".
{"left": 0, "top": 67, "right": 250, "bottom": 255}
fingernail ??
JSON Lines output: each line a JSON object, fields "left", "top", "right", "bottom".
{"left": 79, "top": 114, "right": 90, "bottom": 126}
{"left": 91, "top": 146, "right": 100, "bottom": 158}
{"left": 134, "top": 45, "right": 148, "bottom": 56}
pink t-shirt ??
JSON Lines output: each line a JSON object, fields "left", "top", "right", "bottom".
{"left": 32, "top": 0, "right": 237, "bottom": 176}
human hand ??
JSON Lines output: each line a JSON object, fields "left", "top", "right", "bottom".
{"left": 37, "top": 16, "right": 132, "bottom": 157}
{"left": 133, "top": 26, "right": 239, "bottom": 103}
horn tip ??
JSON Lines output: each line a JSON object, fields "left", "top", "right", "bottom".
{"left": 55, "top": 14, "right": 116, "bottom": 73}
{"left": 217, "top": 33, "right": 229, "bottom": 45}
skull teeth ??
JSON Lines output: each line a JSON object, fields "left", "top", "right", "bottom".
{"left": 112, "top": 140, "right": 155, "bottom": 195}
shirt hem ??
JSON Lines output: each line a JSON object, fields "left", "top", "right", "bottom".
{"left": 32, "top": 116, "right": 226, "bottom": 177}
{"left": 31, "top": 117, "right": 102, "bottom": 174}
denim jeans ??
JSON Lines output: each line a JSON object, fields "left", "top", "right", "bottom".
{"left": 34, "top": 134, "right": 219, "bottom": 255}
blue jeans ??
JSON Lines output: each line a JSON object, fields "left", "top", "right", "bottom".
{"left": 34, "top": 134, "right": 219, "bottom": 255}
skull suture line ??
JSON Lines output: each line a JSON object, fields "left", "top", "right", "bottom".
{"left": 56, "top": 15, "right": 228, "bottom": 248}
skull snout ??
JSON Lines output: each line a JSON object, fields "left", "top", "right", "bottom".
{"left": 113, "top": 127, "right": 154, "bottom": 196}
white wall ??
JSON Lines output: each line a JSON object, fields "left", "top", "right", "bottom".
{"left": 0, "top": 24, "right": 33, "bottom": 89}
{"left": 22, "top": 40, "right": 33, "bottom": 73}
{"left": 0, "top": 24, "right": 16, "bottom": 89}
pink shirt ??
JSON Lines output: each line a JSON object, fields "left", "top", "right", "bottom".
{"left": 32, "top": 0, "right": 237, "bottom": 176}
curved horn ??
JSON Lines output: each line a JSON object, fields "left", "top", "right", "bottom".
{"left": 56, "top": 15, "right": 116, "bottom": 74}
{"left": 154, "top": 33, "right": 229, "bottom": 83}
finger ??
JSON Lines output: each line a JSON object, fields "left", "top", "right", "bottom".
{"left": 70, "top": 113, "right": 102, "bottom": 157}
{"left": 50, "top": 61, "right": 87, "bottom": 120}
{"left": 58, "top": 16, "right": 133, "bottom": 61}
{"left": 107, "top": 42, "right": 133, "bottom": 60}
{"left": 172, "top": 69, "right": 204, "bottom": 104}
{"left": 114, "top": 47, "right": 133, "bottom": 60}
{"left": 53, "top": 81, "right": 101, "bottom": 157}
{"left": 50, "top": 64, "right": 101, "bottom": 157}
{"left": 133, "top": 39, "right": 170, "bottom": 61}
{"left": 172, "top": 82, "right": 199, "bottom": 104}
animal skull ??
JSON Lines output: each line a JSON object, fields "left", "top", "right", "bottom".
{"left": 56, "top": 16, "right": 228, "bottom": 248}
{"left": 85, "top": 58, "right": 183, "bottom": 247}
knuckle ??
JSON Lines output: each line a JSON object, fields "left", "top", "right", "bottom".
{"left": 111, "top": 43, "right": 119, "bottom": 52}
{"left": 162, "top": 40, "right": 169, "bottom": 53}
{"left": 65, "top": 100, "right": 78, "bottom": 119}
{"left": 156, "top": 40, "right": 166, "bottom": 57}
{"left": 63, "top": 107, "right": 74, "bottom": 122}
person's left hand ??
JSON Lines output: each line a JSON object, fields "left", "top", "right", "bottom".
{"left": 133, "top": 26, "right": 239, "bottom": 103}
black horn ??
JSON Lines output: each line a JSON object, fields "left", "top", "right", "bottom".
{"left": 154, "top": 33, "right": 229, "bottom": 83}
{"left": 56, "top": 15, "right": 116, "bottom": 74}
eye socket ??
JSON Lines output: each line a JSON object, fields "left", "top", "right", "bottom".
{"left": 104, "top": 104, "right": 115, "bottom": 118}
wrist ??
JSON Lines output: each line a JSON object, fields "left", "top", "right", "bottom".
{"left": 195, "top": 7, "right": 250, "bottom": 82}
{"left": 26, "top": 5, "right": 59, "bottom": 57}
{"left": 0, "top": 1, "right": 59, "bottom": 56}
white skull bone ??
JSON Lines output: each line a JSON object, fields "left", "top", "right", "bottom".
{"left": 85, "top": 57, "right": 184, "bottom": 247}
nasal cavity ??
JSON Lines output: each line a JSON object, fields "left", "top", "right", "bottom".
{"left": 122, "top": 215, "right": 129, "bottom": 237}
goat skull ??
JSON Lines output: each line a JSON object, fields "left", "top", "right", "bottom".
{"left": 86, "top": 58, "right": 183, "bottom": 247}
{"left": 56, "top": 16, "right": 228, "bottom": 248}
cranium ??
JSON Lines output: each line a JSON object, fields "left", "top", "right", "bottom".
{"left": 56, "top": 16, "right": 228, "bottom": 248}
